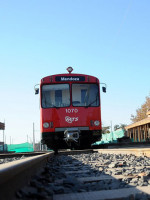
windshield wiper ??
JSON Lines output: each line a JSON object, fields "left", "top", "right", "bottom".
{"left": 85, "top": 97, "right": 98, "bottom": 108}
{"left": 51, "top": 105, "right": 59, "bottom": 109}
{"left": 85, "top": 102, "right": 93, "bottom": 108}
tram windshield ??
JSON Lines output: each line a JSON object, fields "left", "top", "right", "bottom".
{"left": 72, "top": 84, "right": 99, "bottom": 107}
{"left": 42, "top": 83, "right": 99, "bottom": 108}
{"left": 42, "top": 84, "right": 70, "bottom": 108}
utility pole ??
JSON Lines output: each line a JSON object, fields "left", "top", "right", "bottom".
{"left": 111, "top": 121, "right": 113, "bottom": 133}
{"left": 111, "top": 121, "right": 113, "bottom": 141}
{"left": 2, "top": 120, "right": 5, "bottom": 152}
{"left": 3, "top": 129, "right": 4, "bottom": 152}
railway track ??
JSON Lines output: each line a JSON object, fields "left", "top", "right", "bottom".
{"left": 1, "top": 149, "right": 150, "bottom": 199}
{"left": 0, "top": 151, "right": 47, "bottom": 158}
{"left": 0, "top": 152, "right": 53, "bottom": 200}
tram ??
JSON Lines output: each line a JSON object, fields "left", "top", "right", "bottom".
{"left": 35, "top": 67, "right": 106, "bottom": 150}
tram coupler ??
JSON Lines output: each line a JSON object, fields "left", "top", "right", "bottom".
{"left": 64, "top": 128, "right": 80, "bottom": 143}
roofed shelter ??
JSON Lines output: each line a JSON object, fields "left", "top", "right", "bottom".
{"left": 125, "top": 111, "right": 150, "bottom": 142}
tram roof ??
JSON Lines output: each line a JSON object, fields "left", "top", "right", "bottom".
{"left": 41, "top": 73, "right": 100, "bottom": 84}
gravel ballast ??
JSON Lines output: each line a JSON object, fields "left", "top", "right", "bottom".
{"left": 0, "top": 156, "right": 26, "bottom": 164}
{"left": 16, "top": 152, "right": 150, "bottom": 199}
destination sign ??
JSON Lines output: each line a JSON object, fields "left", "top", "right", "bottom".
{"left": 55, "top": 76, "right": 85, "bottom": 82}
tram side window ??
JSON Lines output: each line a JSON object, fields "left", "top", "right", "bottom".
{"left": 42, "top": 84, "right": 70, "bottom": 108}
{"left": 72, "top": 84, "right": 99, "bottom": 107}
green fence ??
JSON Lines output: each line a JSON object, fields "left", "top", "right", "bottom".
{"left": 93, "top": 129, "right": 125, "bottom": 145}
{"left": 7, "top": 142, "right": 34, "bottom": 153}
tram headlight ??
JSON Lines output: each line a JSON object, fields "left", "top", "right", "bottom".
{"left": 67, "top": 66, "right": 73, "bottom": 73}
{"left": 43, "top": 122, "right": 49, "bottom": 128}
{"left": 94, "top": 120, "right": 100, "bottom": 126}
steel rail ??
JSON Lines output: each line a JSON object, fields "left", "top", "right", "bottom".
{"left": 0, "top": 152, "right": 53, "bottom": 200}
{"left": 0, "top": 151, "right": 48, "bottom": 159}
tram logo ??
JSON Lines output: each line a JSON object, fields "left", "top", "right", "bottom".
{"left": 65, "top": 116, "right": 78, "bottom": 123}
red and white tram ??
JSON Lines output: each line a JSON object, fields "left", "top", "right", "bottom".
{"left": 35, "top": 67, "right": 106, "bottom": 150}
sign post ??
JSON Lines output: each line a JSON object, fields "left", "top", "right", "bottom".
{"left": 0, "top": 122, "right": 5, "bottom": 130}
{"left": 0, "top": 122, "right": 5, "bottom": 152}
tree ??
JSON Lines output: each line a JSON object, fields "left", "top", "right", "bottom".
{"left": 114, "top": 124, "right": 120, "bottom": 131}
{"left": 131, "top": 95, "right": 150, "bottom": 123}
{"left": 114, "top": 124, "right": 127, "bottom": 131}
{"left": 102, "top": 126, "right": 110, "bottom": 134}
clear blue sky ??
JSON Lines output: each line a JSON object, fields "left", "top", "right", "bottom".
{"left": 0, "top": 0, "right": 150, "bottom": 144}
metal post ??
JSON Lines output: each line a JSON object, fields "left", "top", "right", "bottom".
{"left": 3, "top": 129, "right": 4, "bottom": 152}
{"left": 33, "top": 123, "right": 35, "bottom": 151}
{"left": 40, "top": 133, "right": 41, "bottom": 151}
{"left": 111, "top": 121, "right": 113, "bottom": 133}
{"left": 3, "top": 120, "right": 5, "bottom": 152}
{"left": 111, "top": 121, "right": 113, "bottom": 141}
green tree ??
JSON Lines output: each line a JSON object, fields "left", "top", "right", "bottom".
{"left": 131, "top": 95, "right": 150, "bottom": 123}
{"left": 114, "top": 124, "right": 127, "bottom": 131}
{"left": 102, "top": 126, "right": 110, "bottom": 134}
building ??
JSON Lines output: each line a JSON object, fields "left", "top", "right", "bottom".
{"left": 125, "top": 111, "right": 150, "bottom": 142}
